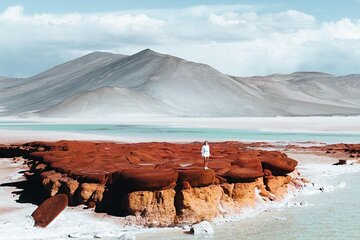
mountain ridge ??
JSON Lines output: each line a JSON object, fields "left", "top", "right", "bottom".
{"left": 0, "top": 49, "right": 359, "bottom": 118}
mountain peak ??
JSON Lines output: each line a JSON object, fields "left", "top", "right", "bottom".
{"left": 142, "top": 48, "right": 156, "bottom": 53}
{"left": 135, "top": 48, "right": 161, "bottom": 56}
{"left": 83, "top": 51, "right": 120, "bottom": 58}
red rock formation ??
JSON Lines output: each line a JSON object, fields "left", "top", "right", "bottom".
{"left": 126, "top": 189, "right": 176, "bottom": 226}
{"left": 175, "top": 185, "right": 223, "bottom": 224}
{"left": 259, "top": 151, "right": 298, "bottom": 175}
{"left": 1, "top": 140, "right": 302, "bottom": 226}
{"left": 177, "top": 168, "right": 215, "bottom": 187}
{"left": 223, "top": 168, "right": 264, "bottom": 183}
{"left": 31, "top": 194, "right": 68, "bottom": 227}
{"left": 117, "top": 169, "right": 178, "bottom": 192}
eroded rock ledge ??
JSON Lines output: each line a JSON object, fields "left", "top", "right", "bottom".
{"left": 0, "top": 141, "right": 304, "bottom": 226}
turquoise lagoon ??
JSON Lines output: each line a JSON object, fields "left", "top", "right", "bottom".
{"left": 0, "top": 122, "right": 360, "bottom": 143}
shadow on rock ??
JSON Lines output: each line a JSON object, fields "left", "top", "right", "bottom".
{"left": 0, "top": 173, "right": 47, "bottom": 205}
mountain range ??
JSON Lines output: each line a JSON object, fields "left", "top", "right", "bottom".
{"left": 0, "top": 49, "right": 359, "bottom": 118}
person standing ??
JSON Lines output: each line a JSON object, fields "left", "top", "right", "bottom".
{"left": 201, "top": 141, "right": 210, "bottom": 170}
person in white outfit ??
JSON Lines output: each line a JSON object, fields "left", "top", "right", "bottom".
{"left": 201, "top": 141, "right": 210, "bottom": 170}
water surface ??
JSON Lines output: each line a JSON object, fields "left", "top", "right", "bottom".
{"left": 0, "top": 122, "right": 359, "bottom": 143}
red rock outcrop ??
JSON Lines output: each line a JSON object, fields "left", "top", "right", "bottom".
{"left": 223, "top": 168, "right": 264, "bottom": 183}
{"left": 176, "top": 168, "right": 215, "bottom": 187}
{"left": 175, "top": 185, "right": 223, "bottom": 224}
{"left": 117, "top": 169, "right": 178, "bottom": 192}
{"left": 259, "top": 151, "right": 298, "bottom": 175}
{"left": 126, "top": 189, "right": 176, "bottom": 226}
{"left": 1, "top": 140, "right": 301, "bottom": 226}
{"left": 31, "top": 194, "right": 68, "bottom": 227}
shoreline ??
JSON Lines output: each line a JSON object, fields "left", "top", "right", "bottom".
{"left": 1, "top": 116, "right": 360, "bottom": 133}
{"left": 0, "top": 127, "right": 360, "bottom": 146}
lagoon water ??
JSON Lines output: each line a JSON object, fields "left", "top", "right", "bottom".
{"left": 0, "top": 122, "right": 360, "bottom": 143}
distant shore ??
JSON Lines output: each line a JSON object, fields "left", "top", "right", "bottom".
{"left": 1, "top": 116, "right": 360, "bottom": 132}
{"left": 0, "top": 116, "right": 360, "bottom": 145}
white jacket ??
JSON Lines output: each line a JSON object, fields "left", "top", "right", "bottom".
{"left": 201, "top": 145, "right": 210, "bottom": 157}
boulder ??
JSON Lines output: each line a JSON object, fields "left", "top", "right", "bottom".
{"left": 333, "top": 159, "right": 348, "bottom": 165}
{"left": 77, "top": 183, "right": 105, "bottom": 204}
{"left": 59, "top": 177, "right": 79, "bottom": 198}
{"left": 117, "top": 169, "right": 178, "bottom": 192}
{"left": 223, "top": 168, "right": 263, "bottom": 183}
{"left": 176, "top": 168, "right": 215, "bottom": 187}
{"left": 261, "top": 155, "right": 297, "bottom": 176}
{"left": 41, "top": 171, "right": 63, "bottom": 197}
{"left": 31, "top": 194, "right": 68, "bottom": 227}
{"left": 231, "top": 158, "right": 262, "bottom": 171}
{"left": 190, "top": 221, "right": 214, "bottom": 235}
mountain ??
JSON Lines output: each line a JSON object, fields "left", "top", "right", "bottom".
{"left": 0, "top": 49, "right": 360, "bottom": 118}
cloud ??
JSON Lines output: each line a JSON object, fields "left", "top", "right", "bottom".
{"left": 0, "top": 4, "right": 359, "bottom": 77}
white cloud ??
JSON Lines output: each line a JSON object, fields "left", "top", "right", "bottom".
{"left": 0, "top": 4, "right": 359, "bottom": 77}
{"left": 323, "top": 18, "right": 360, "bottom": 40}
{"left": 0, "top": 5, "right": 24, "bottom": 21}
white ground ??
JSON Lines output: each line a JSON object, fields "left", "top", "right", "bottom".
{"left": 0, "top": 130, "right": 128, "bottom": 144}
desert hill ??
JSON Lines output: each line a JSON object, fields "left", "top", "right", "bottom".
{"left": 0, "top": 49, "right": 359, "bottom": 117}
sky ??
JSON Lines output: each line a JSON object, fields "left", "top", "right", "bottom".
{"left": 0, "top": 0, "right": 360, "bottom": 77}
